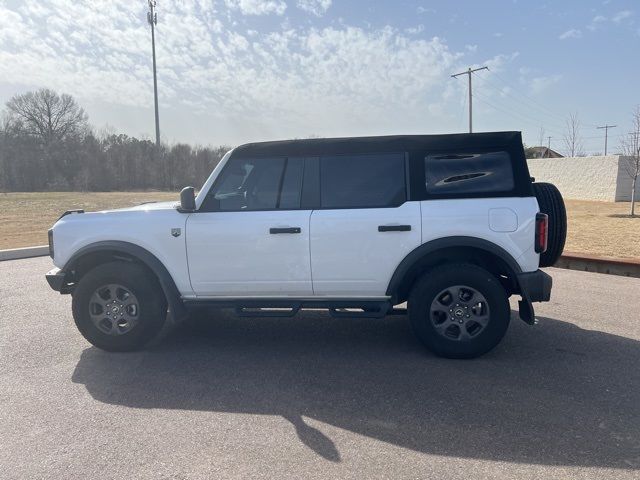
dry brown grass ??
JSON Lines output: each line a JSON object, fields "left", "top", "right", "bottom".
{"left": 563, "top": 199, "right": 640, "bottom": 259}
{"left": 0, "top": 193, "right": 638, "bottom": 259}
{"left": 0, "top": 192, "right": 176, "bottom": 250}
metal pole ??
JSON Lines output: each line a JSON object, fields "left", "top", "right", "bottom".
{"left": 597, "top": 124, "right": 617, "bottom": 155}
{"left": 468, "top": 68, "right": 472, "bottom": 133}
{"left": 452, "top": 66, "right": 488, "bottom": 133}
{"left": 148, "top": 1, "right": 160, "bottom": 148}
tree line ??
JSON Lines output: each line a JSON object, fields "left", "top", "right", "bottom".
{"left": 0, "top": 89, "right": 228, "bottom": 192}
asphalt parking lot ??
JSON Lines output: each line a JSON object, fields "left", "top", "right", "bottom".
{"left": 1, "top": 257, "right": 639, "bottom": 479}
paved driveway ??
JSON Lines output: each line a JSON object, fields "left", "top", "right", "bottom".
{"left": 1, "top": 257, "right": 639, "bottom": 479}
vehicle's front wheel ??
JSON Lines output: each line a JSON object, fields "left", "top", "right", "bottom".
{"left": 72, "top": 262, "right": 167, "bottom": 352}
{"left": 408, "top": 263, "right": 510, "bottom": 359}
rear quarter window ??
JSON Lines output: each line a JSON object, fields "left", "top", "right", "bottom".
{"left": 425, "top": 151, "right": 514, "bottom": 194}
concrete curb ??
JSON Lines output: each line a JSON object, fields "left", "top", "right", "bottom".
{"left": 0, "top": 245, "right": 49, "bottom": 261}
{"left": 556, "top": 252, "right": 640, "bottom": 279}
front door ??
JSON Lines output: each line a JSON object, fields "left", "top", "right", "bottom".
{"left": 186, "top": 155, "right": 312, "bottom": 297}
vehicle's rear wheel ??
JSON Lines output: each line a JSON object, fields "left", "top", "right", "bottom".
{"left": 533, "top": 182, "right": 567, "bottom": 267}
{"left": 408, "top": 263, "right": 510, "bottom": 359}
{"left": 72, "top": 262, "right": 167, "bottom": 352}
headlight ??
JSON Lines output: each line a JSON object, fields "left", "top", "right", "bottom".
{"left": 48, "top": 229, "right": 54, "bottom": 259}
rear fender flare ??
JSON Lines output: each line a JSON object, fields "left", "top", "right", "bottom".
{"left": 386, "top": 236, "right": 523, "bottom": 303}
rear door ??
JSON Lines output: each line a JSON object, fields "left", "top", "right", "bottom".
{"left": 186, "top": 156, "right": 313, "bottom": 297}
{"left": 310, "top": 153, "right": 421, "bottom": 297}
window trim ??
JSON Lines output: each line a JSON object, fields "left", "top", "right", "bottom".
{"left": 198, "top": 155, "right": 308, "bottom": 213}
{"left": 316, "top": 151, "right": 408, "bottom": 210}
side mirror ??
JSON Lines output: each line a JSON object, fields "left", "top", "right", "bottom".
{"left": 179, "top": 186, "right": 196, "bottom": 212}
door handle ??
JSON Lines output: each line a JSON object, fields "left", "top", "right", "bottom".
{"left": 378, "top": 225, "right": 411, "bottom": 232}
{"left": 270, "top": 227, "right": 301, "bottom": 234}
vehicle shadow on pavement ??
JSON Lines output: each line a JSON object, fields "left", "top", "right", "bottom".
{"left": 72, "top": 310, "right": 640, "bottom": 468}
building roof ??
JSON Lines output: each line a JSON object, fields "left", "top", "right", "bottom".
{"left": 526, "top": 146, "right": 563, "bottom": 158}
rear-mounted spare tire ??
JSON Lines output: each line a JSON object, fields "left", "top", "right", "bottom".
{"left": 533, "top": 182, "right": 567, "bottom": 267}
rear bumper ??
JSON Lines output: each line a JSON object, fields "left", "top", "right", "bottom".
{"left": 517, "top": 269, "right": 552, "bottom": 302}
{"left": 46, "top": 268, "right": 72, "bottom": 294}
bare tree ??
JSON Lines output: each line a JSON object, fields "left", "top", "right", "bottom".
{"left": 5, "top": 88, "right": 88, "bottom": 143}
{"left": 563, "top": 112, "right": 584, "bottom": 157}
{"left": 537, "top": 126, "right": 545, "bottom": 149}
{"left": 619, "top": 106, "right": 640, "bottom": 216}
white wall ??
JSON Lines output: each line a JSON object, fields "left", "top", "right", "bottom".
{"left": 616, "top": 157, "right": 640, "bottom": 201}
{"left": 527, "top": 155, "right": 639, "bottom": 202}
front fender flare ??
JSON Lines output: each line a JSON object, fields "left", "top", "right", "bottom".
{"left": 63, "top": 241, "right": 187, "bottom": 321}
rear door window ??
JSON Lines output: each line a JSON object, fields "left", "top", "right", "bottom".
{"left": 320, "top": 153, "right": 406, "bottom": 208}
{"left": 424, "top": 151, "right": 514, "bottom": 194}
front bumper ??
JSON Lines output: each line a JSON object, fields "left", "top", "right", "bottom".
{"left": 517, "top": 269, "right": 552, "bottom": 302}
{"left": 46, "top": 268, "right": 72, "bottom": 294}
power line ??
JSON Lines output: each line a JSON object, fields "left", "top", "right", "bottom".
{"left": 474, "top": 73, "right": 571, "bottom": 127}
{"left": 470, "top": 77, "right": 568, "bottom": 133}
{"left": 451, "top": 66, "right": 488, "bottom": 133}
{"left": 147, "top": 0, "right": 160, "bottom": 148}
{"left": 488, "top": 71, "right": 600, "bottom": 128}
{"left": 596, "top": 124, "right": 617, "bottom": 155}
{"left": 471, "top": 90, "right": 565, "bottom": 136}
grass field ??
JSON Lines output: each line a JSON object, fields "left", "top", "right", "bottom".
{"left": 0, "top": 192, "right": 176, "bottom": 250}
{"left": 0, "top": 192, "right": 638, "bottom": 259}
{"left": 563, "top": 199, "right": 640, "bottom": 258}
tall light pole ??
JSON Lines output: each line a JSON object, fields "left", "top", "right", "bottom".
{"left": 596, "top": 124, "right": 617, "bottom": 155}
{"left": 452, "top": 66, "right": 488, "bottom": 133}
{"left": 147, "top": 1, "right": 160, "bottom": 148}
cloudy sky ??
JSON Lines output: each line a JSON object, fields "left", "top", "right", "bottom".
{"left": 0, "top": 0, "right": 638, "bottom": 153}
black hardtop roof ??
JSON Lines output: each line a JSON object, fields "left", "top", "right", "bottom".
{"left": 232, "top": 131, "right": 523, "bottom": 158}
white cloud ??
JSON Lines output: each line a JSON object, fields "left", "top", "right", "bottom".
{"left": 405, "top": 25, "right": 425, "bottom": 35}
{"left": 558, "top": 28, "right": 582, "bottom": 40}
{"left": 587, "top": 15, "right": 607, "bottom": 31}
{"left": 530, "top": 74, "right": 562, "bottom": 94}
{"left": 297, "top": 0, "right": 332, "bottom": 17}
{"left": 224, "top": 0, "right": 286, "bottom": 16}
{"left": 2, "top": 1, "right": 524, "bottom": 144}
{"left": 612, "top": 10, "right": 633, "bottom": 23}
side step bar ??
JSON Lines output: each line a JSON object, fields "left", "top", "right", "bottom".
{"left": 184, "top": 298, "right": 407, "bottom": 318}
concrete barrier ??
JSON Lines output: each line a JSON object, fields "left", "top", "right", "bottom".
{"left": 0, "top": 245, "right": 49, "bottom": 261}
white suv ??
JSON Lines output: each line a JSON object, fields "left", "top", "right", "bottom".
{"left": 46, "top": 132, "right": 566, "bottom": 358}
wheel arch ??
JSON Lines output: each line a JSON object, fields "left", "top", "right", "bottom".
{"left": 62, "top": 241, "right": 187, "bottom": 321}
{"left": 386, "top": 236, "right": 523, "bottom": 304}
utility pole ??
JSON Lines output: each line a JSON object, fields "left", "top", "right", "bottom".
{"left": 451, "top": 66, "right": 488, "bottom": 133}
{"left": 596, "top": 124, "right": 617, "bottom": 155}
{"left": 147, "top": 1, "right": 160, "bottom": 148}
{"left": 547, "top": 136, "right": 552, "bottom": 158}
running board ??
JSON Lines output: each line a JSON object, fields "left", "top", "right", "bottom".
{"left": 184, "top": 298, "right": 397, "bottom": 319}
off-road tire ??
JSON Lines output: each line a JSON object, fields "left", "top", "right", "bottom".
{"left": 408, "top": 263, "right": 510, "bottom": 359}
{"left": 72, "top": 261, "right": 167, "bottom": 352}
